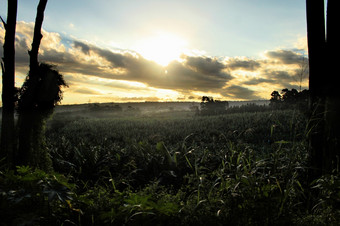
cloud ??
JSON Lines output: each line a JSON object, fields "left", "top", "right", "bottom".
{"left": 62, "top": 40, "right": 233, "bottom": 92}
{"left": 244, "top": 78, "right": 275, "bottom": 85}
{"left": 73, "top": 41, "right": 90, "bottom": 55}
{"left": 265, "top": 49, "right": 305, "bottom": 65}
{"left": 223, "top": 85, "right": 260, "bottom": 100}
{"left": 184, "top": 55, "right": 226, "bottom": 75}
{"left": 226, "top": 57, "right": 261, "bottom": 71}
{"left": 72, "top": 87, "right": 102, "bottom": 95}
{"left": 0, "top": 21, "right": 309, "bottom": 102}
{"left": 117, "top": 96, "right": 161, "bottom": 102}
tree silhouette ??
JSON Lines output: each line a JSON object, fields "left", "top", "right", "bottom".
{"left": 269, "top": 91, "right": 281, "bottom": 108}
{"left": 200, "top": 96, "right": 228, "bottom": 115}
{"left": 15, "top": 0, "right": 66, "bottom": 171}
{"left": 270, "top": 89, "right": 309, "bottom": 111}
{"left": 0, "top": 0, "right": 17, "bottom": 167}
{"left": 0, "top": 0, "right": 65, "bottom": 170}
{"left": 306, "top": 0, "right": 340, "bottom": 176}
{"left": 17, "top": 63, "right": 67, "bottom": 170}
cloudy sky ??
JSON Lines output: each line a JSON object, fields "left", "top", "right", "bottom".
{"left": 0, "top": 0, "right": 309, "bottom": 104}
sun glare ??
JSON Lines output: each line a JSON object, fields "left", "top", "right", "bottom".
{"left": 134, "top": 32, "right": 187, "bottom": 66}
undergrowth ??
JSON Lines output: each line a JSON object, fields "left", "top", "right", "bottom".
{"left": 1, "top": 110, "right": 339, "bottom": 225}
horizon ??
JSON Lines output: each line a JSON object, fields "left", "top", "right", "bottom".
{"left": 58, "top": 99, "right": 271, "bottom": 106}
{"left": 0, "top": 0, "right": 309, "bottom": 105}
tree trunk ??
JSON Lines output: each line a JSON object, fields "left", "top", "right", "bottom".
{"left": 307, "top": 0, "right": 340, "bottom": 176}
{"left": 20, "top": 0, "right": 48, "bottom": 109}
{"left": 0, "top": 0, "right": 18, "bottom": 168}
{"left": 323, "top": 0, "right": 340, "bottom": 172}
{"left": 17, "top": 0, "right": 50, "bottom": 171}
{"left": 29, "top": 0, "right": 48, "bottom": 72}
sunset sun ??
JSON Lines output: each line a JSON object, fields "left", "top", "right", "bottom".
{"left": 134, "top": 32, "right": 187, "bottom": 66}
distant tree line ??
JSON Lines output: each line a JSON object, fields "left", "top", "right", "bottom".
{"left": 270, "top": 89, "right": 309, "bottom": 111}
{"left": 89, "top": 103, "right": 123, "bottom": 112}
{"left": 226, "top": 103, "right": 269, "bottom": 114}
{"left": 197, "top": 89, "right": 310, "bottom": 116}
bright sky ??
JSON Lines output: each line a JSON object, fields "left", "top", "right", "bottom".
{"left": 0, "top": 0, "right": 309, "bottom": 104}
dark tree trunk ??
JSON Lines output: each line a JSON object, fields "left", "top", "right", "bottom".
{"left": 307, "top": 0, "right": 340, "bottom": 177}
{"left": 20, "top": 0, "right": 48, "bottom": 110}
{"left": 29, "top": 0, "right": 48, "bottom": 72}
{"left": 306, "top": 0, "right": 326, "bottom": 178}
{"left": 17, "top": 0, "right": 50, "bottom": 170}
{"left": 0, "top": 0, "right": 18, "bottom": 168}
{"left": 323, "top": 0, "right": 340, "bottom": 172}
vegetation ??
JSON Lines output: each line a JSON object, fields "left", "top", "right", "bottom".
{"left": 1, "top": 107, "right": 339, "bottom": 225}
{"left": 270, "top": 89, "right": 309, "bottom": 111}
{"left": 199, "top": 96, "right": 229, "bottom": 115}
{"left": 0, "top": 0, "right": 339, "bottom": 225}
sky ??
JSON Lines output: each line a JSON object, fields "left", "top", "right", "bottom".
{"left": 0, "top": 0, "right": 309, "bottom": 104}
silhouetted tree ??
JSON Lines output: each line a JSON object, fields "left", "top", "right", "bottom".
{"left": 0, "top": 0, "right": 18, "bottom": 168}
{"left": 21, "top": 0, "right": 48, "bottom": 109}
{"left": 281, "top": 88, "right": 299, "bottom": 104}
{"left": 270, "top": 89, "right": 309, "bottom": 111}
{"left": 17, "top": 63, "right": 67, "bottom": 170}
{"left": 269, "top": 91, "right": 282, "bottom": 107}
{"left": 200, "top": 96, "right": 228, "bottom": 115}
{"left": 306, "top": 0, "right": 340, "bottom": 176}
{"left": 15, "top": 0, "right": 62, "bottom": 171}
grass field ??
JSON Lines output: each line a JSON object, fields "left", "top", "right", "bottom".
{"left": 1, "top": 103, "right": 339, "bottom": 225}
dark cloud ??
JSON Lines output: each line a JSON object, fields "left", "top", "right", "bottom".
{"left": 184, "top": 55, "right": 226, "bottom": 75}
{"left": 73, "top": 41, "right": 90, "bottom": 55}
{"left": 265, "top": 70, "right": 292, "bottom": 81}
{"left": 72, "top": 87, "right": 101, "bottom": 95}
{"left": 244, "top": 78, "right": 275, "bottom": 85}
{"left": 91, "top": 47, "right": 128, "bottom": 68}
{"left": 162, "top": 60, "right": 232, "bottom": 91}
{"left": 227, "top": 58, "right": 261, "bottom": 71}
{"left": 265, "top": 50, "right": 305, "bottom": 64}
{"left": 223, "top": 85, "right": 261, "bottom": 100}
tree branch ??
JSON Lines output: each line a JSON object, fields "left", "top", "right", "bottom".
{"left": 0, "top": 16, "right": 7, "bottom": 29}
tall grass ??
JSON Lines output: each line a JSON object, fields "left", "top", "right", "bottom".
{"left": 1, "top": 109, "right": 339, "bottom": 225}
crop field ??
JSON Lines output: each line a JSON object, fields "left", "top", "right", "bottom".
{"left": 1, "top": 103, "right": 339, "bottom": 225}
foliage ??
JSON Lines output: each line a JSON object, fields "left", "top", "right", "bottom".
{"left": 2, "top": 109, "right": 339, "bottom": 225}
{"left": 0, "top": 166, "right": 76, "bottom": 225}
{"left": 15, "top": 63, "right": 68, "bottom": 171}
{"left": 18, "top": 63, "right": 67, "bottom": 111}
{"left": 226, "top": 103, "right": 270, "bottom": 114}
{"left": 270, "top": 89, "right": 309, "bottom": 111}
{"left": 199, "top": 96, "right": 229, "bottom": 115}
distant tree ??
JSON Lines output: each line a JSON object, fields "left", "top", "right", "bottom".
{"left": 200, "top": 96, "right": 228, "bottom": 115}
{"left": 270, "top": 89, "right": 309, "bottom": 111}
{"left": 269, "top": 91, "right": 282, "bottom": 107}
{"left": 0, "top": 0, "right": 18, "bottom": 168}
{"left": 281, "top": 88, "right": 299, "bottom": 105}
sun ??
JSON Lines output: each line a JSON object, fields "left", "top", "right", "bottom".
{"left": 134, "top": 32, "right": 187, "bottom": 66}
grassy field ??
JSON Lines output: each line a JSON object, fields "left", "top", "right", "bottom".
{"left": 1, "top": 103, "right": 339, "bottom": 225}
